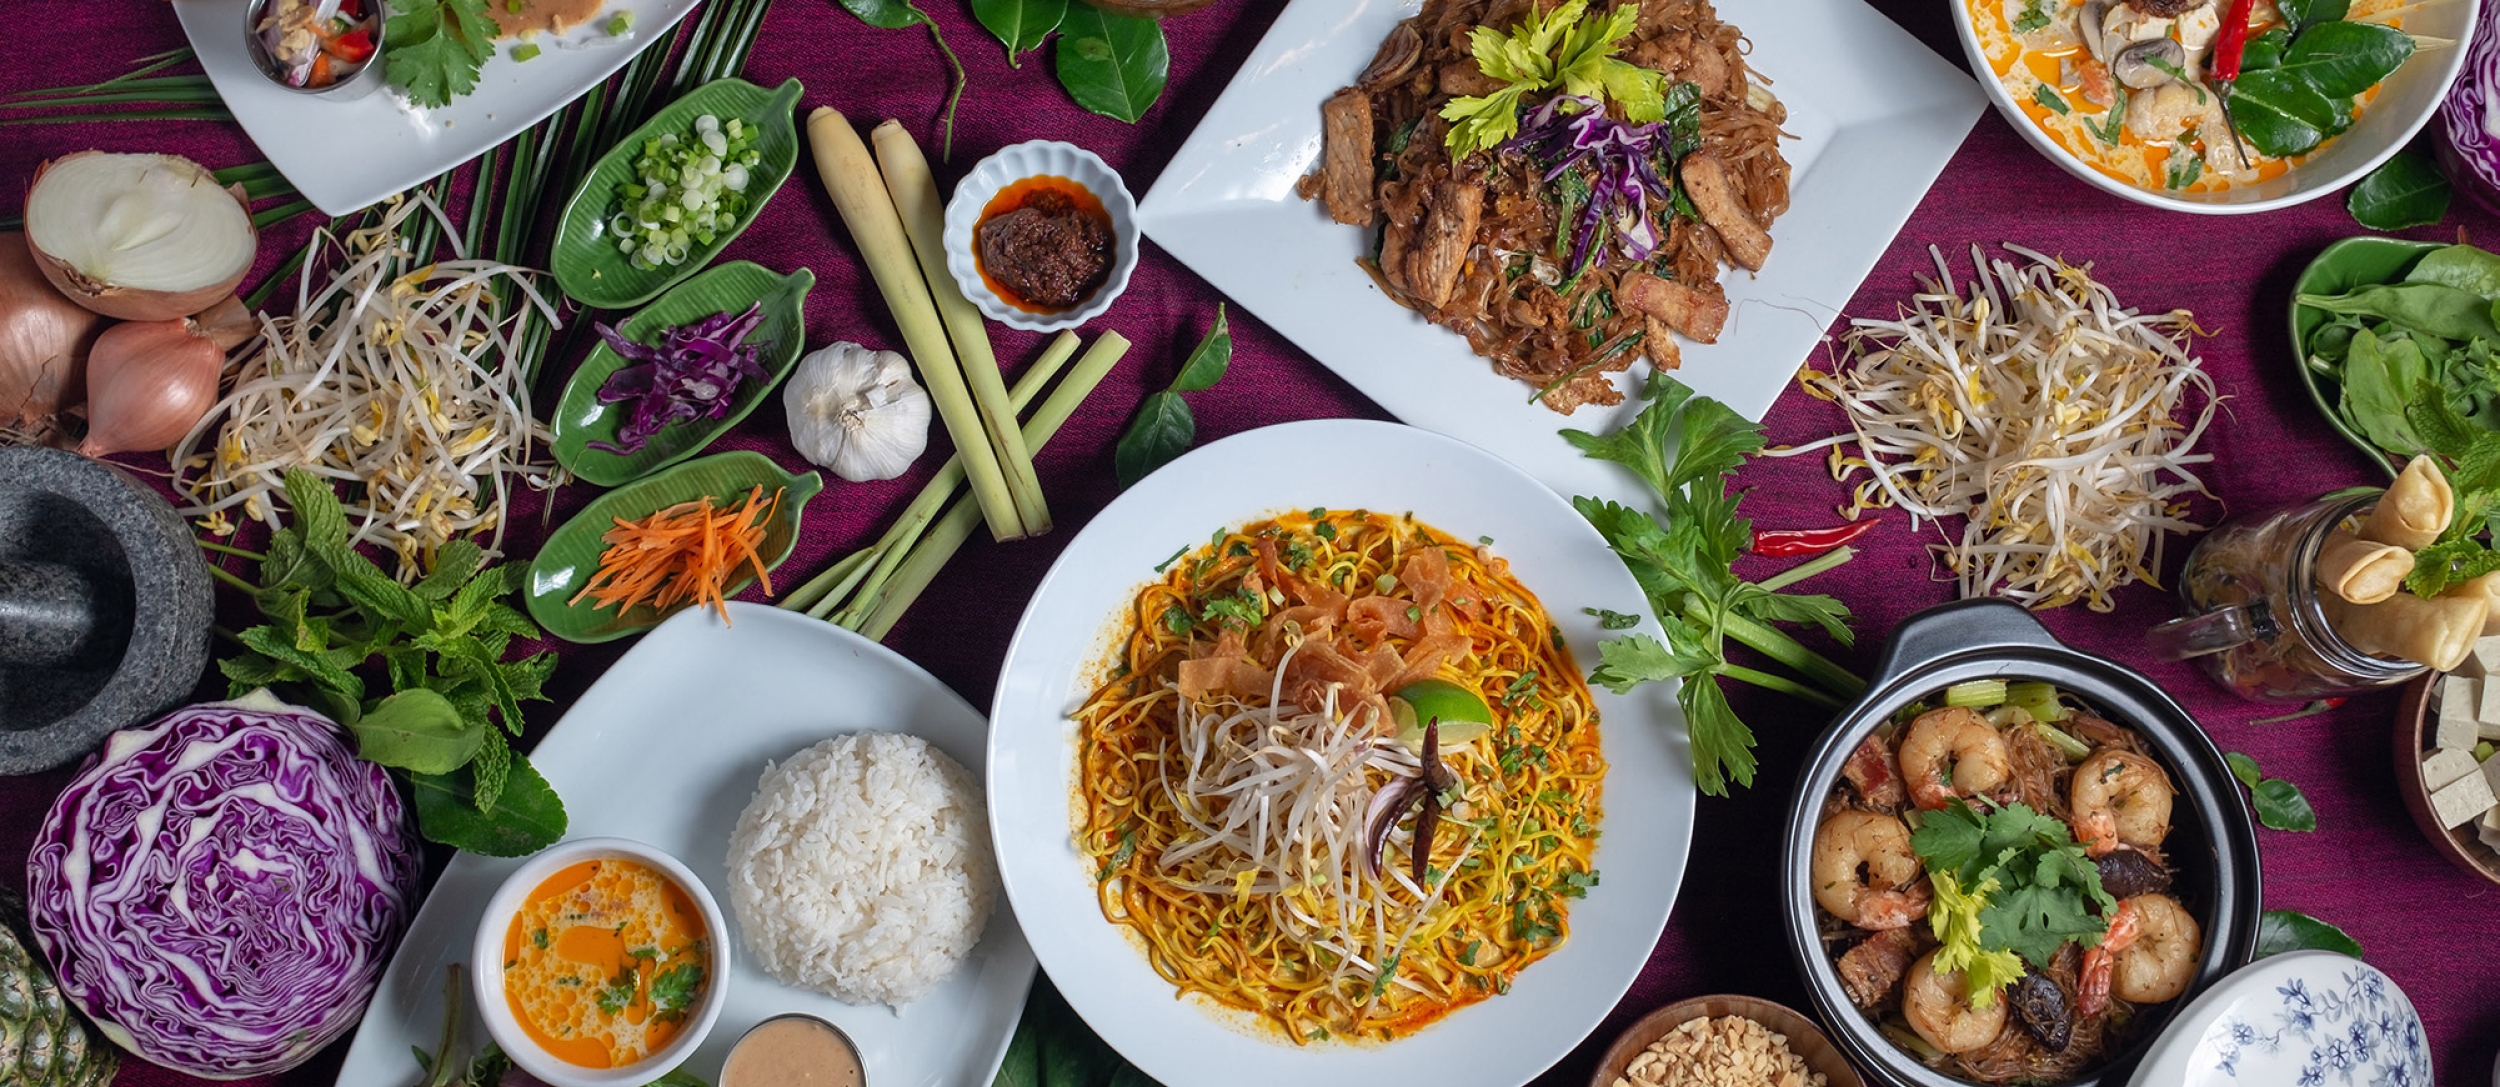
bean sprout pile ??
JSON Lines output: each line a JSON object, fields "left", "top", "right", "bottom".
{"left": 173, "top": 196, "right": 561, "bottom": 576}
{"left": 1779, "top": 245, "right": 2219, "bottom": 611}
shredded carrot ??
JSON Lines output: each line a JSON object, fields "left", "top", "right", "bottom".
{"left": 568, "top": 485, "right": 783, "bottom": 624}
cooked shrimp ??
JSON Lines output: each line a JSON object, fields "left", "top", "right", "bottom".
{"left": 1899, "top": 707, "right": 2012, "bottom": 811}
{"left": 2080, "top": 894, "right": 2200, "bottom": 1016}
{"left": 2070, "top": 750, "right": 2173, "bottom": 858}
{"left": 1903, "top": 949, "right": 2009, "bottom": 1055}
{"left": 1811, "top": 810, "right": 1931, "bottom": 930}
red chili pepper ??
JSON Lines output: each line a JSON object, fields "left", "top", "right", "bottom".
{"left": 2209, "top": 0, "right": 2261, "bottom": 84}
{"left": 1751, "top": 519, "right": 1878, "bottom": 558}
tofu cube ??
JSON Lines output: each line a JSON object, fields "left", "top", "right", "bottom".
{"left": 2477, "top": 676, "right": 2500, "bottom": 727}
{"left": 2425, "top": 747, "right": 2480, "bottom": 791}
{"left": 2482, "top": 751, "right": 2500, "bottom": 797}
{"left": 2481, "top": 807, "right": 2500, "bottom": 852}
{"left": 2474, "top": 636, "right": 2500, "bottom": 678}
{"left": 2440, "top": 676, "right": 2483, "bottom": 750}
{"left": 2433, "top": 771, "right": 2497, "bottom": 829}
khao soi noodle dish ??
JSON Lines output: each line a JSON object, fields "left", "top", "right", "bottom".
{"left": 1969, "top": 0, "right": 2425, "bottom": 196}
{"left": 1813, "top": 680, "right": 2201, "bottom": 1083}
{"left": 1302, "top": 0, "right": 1791, "bottom": 412}
{"left": 1076, "top": 510, "right": 1603, "bottom": 1043}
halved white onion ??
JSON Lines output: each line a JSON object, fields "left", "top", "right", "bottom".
{"left": 25, "top": 152, "right": 257, "bottom": 322}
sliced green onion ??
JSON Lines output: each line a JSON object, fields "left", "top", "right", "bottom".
{"left": 611, "top": 112, "right": 753, "bottom": 270}
{"left": 608, "top": 10, "right": 634, "bottom": 34}
{"left": 1944, "top": 679, "right": 2008, "bottom": 709}
{"left": 511, "top": 43, "right": 541, "bottom": 62}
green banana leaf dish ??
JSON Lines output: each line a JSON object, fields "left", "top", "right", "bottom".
{"left": 552, "top": 261, "right": 815, "bottom": 486}
{"left": 527, "top": 451, "right": 823, "bottom": 643}
{"left": 552, "top": 77, "right": 805, "bottom": 309}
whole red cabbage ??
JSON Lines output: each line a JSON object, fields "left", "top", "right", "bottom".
{"left": 24, "top": 695, "right": 420, "bottom": 1079}
{"left": 2441, "top": 0, "right": 2500, "bottom": 215}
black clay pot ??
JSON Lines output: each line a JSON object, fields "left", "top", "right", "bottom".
{"left": 1781, "top": 600, "right": 2261, "bottom": 1087}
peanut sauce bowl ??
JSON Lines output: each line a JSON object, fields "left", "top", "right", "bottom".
{"left": 1781, "top": 600, "right": 2261, "bottom": 1087}
{"left": 942, "top": 140, "right": 1138, "bottom": 333}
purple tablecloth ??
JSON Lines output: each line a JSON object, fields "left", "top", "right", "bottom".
{"left": 4, "top": 1, "right": 2498, "bottom": 1084}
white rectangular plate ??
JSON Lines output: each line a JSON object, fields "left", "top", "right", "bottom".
{"left": 1136, "top": 0, "right": 1985, "bottom": 504}
{"left": 176, "top": 0, "right": 702, "bottom": 215}
{"left": 334, "top": 604, "right": 1035, "bottom": 1087}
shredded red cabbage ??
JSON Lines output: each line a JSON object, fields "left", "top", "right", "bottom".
{"left": 591, "top": 303, "right": 769, "bottom": 455}
{"left": 1499, "top": 95, "right": 1671, "bottom": 274}
{"left": 25, "top": 697, "right": 419, "bottom": 1078}
{"left": 2441, "top": 0, "right": 2500, "bottom": 215}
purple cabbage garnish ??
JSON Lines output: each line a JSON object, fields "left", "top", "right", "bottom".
{"left": 2441, "top": 0, "right": 2500, "bottom": 216}
{"left": 1498, "top": 94, "right": 1678, "bottom": 275}
{"left": 590, "top": 302, "right": 770, "bottom": 456}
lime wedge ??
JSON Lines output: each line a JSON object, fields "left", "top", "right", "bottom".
{"left": 1390, "top": 679, "right": 1494, "bottom": 752}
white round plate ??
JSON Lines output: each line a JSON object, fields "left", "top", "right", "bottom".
{"left": 987, "top": 419, "right": 1696, "bottom": 1087}
{"left": 334, "top": 604, "right": 1034, "bottom": 1087}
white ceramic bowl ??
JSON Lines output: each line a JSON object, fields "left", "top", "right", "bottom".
{"left": 1951, "top": 0, "right": 2479, "bottom": 214}
{"left": 470, "top": 837, "right": 733, "bottom": 1087}
{"left": 2128, "top": 950, "right": 2429, "bottom": 1087}
{"left": 942, "top": 141, "right": 1138, "bottom": 332}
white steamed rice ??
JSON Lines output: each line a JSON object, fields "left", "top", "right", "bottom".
{"left": 725, "top": 731, "right": 998, "bottom": 1006}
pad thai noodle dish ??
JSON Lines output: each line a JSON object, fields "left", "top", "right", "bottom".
{"left": 1300, "top": 0, "right": 1792, "bottom": 412}
{"left": 1968, "top": 0, "right": 2424, "bottom": 195}
{"left": 1812, "top": 680, "right": 2202, "bottom": 1083}
{"left": 1075, "top": 510, "right": 1604, "bottom": 1043}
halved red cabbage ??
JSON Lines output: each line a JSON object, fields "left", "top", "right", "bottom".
{"left": 24, "top": 694, "right": 420, "bottom": 1079}
{"left": 2442, "top": 0, "right": 2500, "bottom": 215}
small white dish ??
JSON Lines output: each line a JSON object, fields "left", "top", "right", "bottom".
{"left": 942, "top": 141, "right": 1138, "bottom": 333}
{"left": 1951, "top": 0, "right": 2479, "bottom": 215}
{"left": 2128, "top": 950, "right": 2430, "bottom": 1087}
{"left": 471, "top": 837, "right": 732, "bottom": 1087}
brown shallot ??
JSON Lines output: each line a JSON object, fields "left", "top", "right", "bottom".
{"left": 79, "top": 297, "right": 253, "bottom": 458}
{"left": 0, "top": 232, "right": 104, "bottom": 435}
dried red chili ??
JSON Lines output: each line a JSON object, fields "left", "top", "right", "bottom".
{"left": 1751, "top": 519, "right": 1878, "bottom": 558}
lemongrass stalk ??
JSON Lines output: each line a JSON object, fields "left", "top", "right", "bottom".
{"left": 780, "top": 330, "right": 1083, "bottom": 613}
{"left": 854, "top": 333, "right": 1129, "bottom": 637}
{"left": 871, "top": 119, "right": 1050, "bottom": 536}
{"left": 783, "top": 546, "right": 874, "bottom": 614}
{"left": 806, "top": 106, "right": 1025, "bottom": 541}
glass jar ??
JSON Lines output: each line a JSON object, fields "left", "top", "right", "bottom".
{"left": 2148, "top": 489, "right": 2425, "bottom": 702}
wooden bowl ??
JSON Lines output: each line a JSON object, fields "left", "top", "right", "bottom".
{"left": 1589, "top": 995, "right": 1863, "bottom": 1087}
{"left": 1079, "top": 0, "right": 1223, "bottom": 16}
{"left": 2392, "top": 673, "right": 2500, "bottom": 886}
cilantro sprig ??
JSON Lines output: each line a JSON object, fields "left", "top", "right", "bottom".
{"left": 1911, "top": 800, "right": 2115, "bottom": 1003}
{"left": 1564, "top": 374, "right": 1866, "bottom": 794}
{"left": 384, "top": 0, "right": 497, "bottom": 109}
{"left": 213, "top": 468, "right": 567, "bottom": 856}
{"left": 1441, "top": 0, "right": 1667, "bottom": 160}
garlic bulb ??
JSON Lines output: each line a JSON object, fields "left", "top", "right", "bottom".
{"left": 784, "top": 341, "right": 933, "bottom": 482}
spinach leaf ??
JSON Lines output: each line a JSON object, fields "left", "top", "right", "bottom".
{"left": 2276, "top": 0, "right": 2352, "bottom": 33}
{"left": 2230, "top": 69, "right": 2338, "bottom": 158}
{"left": 2281, "top": 19, "right": 2413, "bottom": 98}
{"left": 1171, "top": 304, "right": 1232, "bottom": 392}
{"left": 2304, "top": 282, "right": 2499, "bottom": 342}
{"left": 2407, "top": 245, "right": 2500, "bottom": 298}
{"left": 972, "top": 0, "right": 1066, "bottom": 66}
{"left": 1054, "top": 6, "right": 1167, "bottom": 123}
{"left": 413, "top": 752, "right": 567, "bottom": 858}
{"left": 2340, "top": 327, "right": 2430, "bottom": 454}
{"left": 836, "top": 0, "right": 925, "bottom": 29}
{"left": 2348, "top": 152, "right": 2453, "bottom": 231}
{"left": 1114, "top": 391, "right": 1194, "bottom": 487}
{"left": 2255, "top": 909, "right": 2364, "bottom": 959}
{"left": 350, "top": 688, "right": 482, "bottom": 775}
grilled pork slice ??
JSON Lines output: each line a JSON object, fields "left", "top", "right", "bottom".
{"left": 1621, "top": 271, "right": 1728, "bottom": 343}
{"left": 1680, "top": 151, "right": 1772, "bottom": 271}
{"left": 1838, "top": 927, "right": 1920, "bottom": 1010}
{"left": 1318, "top": 89, "right": 1376, "bottom": 226}
{"left": 1404, "top": 179, "right": 1485, "bottom": 310}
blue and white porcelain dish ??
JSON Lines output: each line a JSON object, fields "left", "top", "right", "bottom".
{"left": 2129, "top": 950, "right": 2430, "bottom": 1087}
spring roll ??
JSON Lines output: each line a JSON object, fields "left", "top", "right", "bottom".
{"left": 2324, "top": 589, "right": 2488, "bottom": 672}
{"left": 2360, "top": 456, "right": 2454, "bottom": 549}
{"left": 2316, "top": 530, "right": 2413, "bottom": 604}
{"left": 2446, "top": 571, "right": 2500, "bottom": 637}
